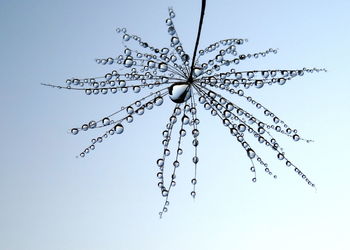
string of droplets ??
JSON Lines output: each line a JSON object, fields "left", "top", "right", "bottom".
{"left": 43, "top": 3, "right": 325, "bottom": 217}
{"left": 192, "top": 83, "right": 314, "bottom": 186}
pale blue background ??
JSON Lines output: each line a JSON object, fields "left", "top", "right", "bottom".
{"left": 1, "top": 0, "right": 350, "bottom": 249}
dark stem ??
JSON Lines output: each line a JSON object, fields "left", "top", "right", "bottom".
{"left": 189, "top": 0, "right": 206, "bottom": 81}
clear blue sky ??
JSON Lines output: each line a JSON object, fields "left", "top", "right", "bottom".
{"left": 1, "top": 0, "right": 349, "bottom": 249}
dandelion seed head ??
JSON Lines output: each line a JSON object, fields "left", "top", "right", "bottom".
{"left": 43, "top": 0, "right": 325, "bottom": 217}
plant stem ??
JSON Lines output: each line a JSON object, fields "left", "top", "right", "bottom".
{"left": 189, "top": 0, "right": 206, "bottom": 81}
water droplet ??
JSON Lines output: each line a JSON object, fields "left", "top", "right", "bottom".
{"left": 85, "top": 89, "right": 92, "bottom": 95}
{"left": 278, "top": 78, "right": 286, "bottom": 85}
{"left": 114, "top": 123, "right": 124, "bottom": 134}
{"left": 173, "top": 161, "right": 179, "bottom": 167}
{"left": 255, "top": 80, "right": 264, "bottom": 88}
{"left": 157, "top": 159, "right": 164, "bottom": 167}
{"left": 193, "top": 67, "right": 203, "bottom": 77}
{"left": 293, "top": 134, "right": 300, "bottom": 141}
{"left": 102, "top": 117, "right": 110, "bottom": 126}
{"left": 171, "top": 36, "right": 179, "bottom": 45}
{"left": 170, "top": 115, "right": 177, "bottom": 124}
{"left": 168, "top": 26, "right": 175, "bottom": 35}
{"left": 105, "top": 73, "right": 112, "bottom": 80}
{"left": 154, "top": 96, "right": 164, "bottom": 106}
{"left": 162, "top": 190, "right": 168, "bottom": 197}
{"left": 277, "top": 153, "right": 284, "bottom": 160}
{"left": 192, "top": 129, "right": 199, "bottom": 137}
{"left": 123, "top": 34, "right": 130, "bottom": 41}
{"left": 247, "top": 71, "right": 255, "bottom": 78}
{"left": 71, "top": 128, "right": 79, "bottom": 135}
{"left": 148, "top": 60, "right": 156, "bottom": 68}
{"left": 161, "top": 48, "right": 169, "bottom": 54}
{"left": 168, "top": 83, "right": 191, "bottom": 103}
{"left": 133, "top": 86, "right": 141, "bottom": 93}
{"left": 247, "top": 148, "right": 256, "bottom": 159}
{"left": 126, "top": 115, "right": 133, "bottom": 123}
{"left": 179, "top": 129, "right": 186, "bottom": 137}
{"left": 237, "top": 90, "right": 244, "bottom": 96}
{"left": 191, "top": 178, "right": 197, "bottom": 185}
{"left": 258, "top": 127, "right": 265, "bottom": 134}
{"left": 136, "top": 107, "right": 144, "bottom": 115}
{"left": 124, "top": 48, "right": 131, "bottom": 56}
{"left": 82, "top": 124, "right": 88, "bottom": 131}
{"left": 158, "top": 62, "right": 168, "bottom": 72}
{"left": 238, "top": 124, "right": 246, "bottom": 132}
{"left": 182, "top": 115, "right": 190, "bottom": 125}
{"left": 89, "top": 120, "right": 97, "bottom": 129}
{"left": 124, "top": 58, "right": 133, "bottom": 68}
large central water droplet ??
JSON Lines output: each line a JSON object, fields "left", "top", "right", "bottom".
{"left": 168, "top": 82, "right": 191, "bottom": 103}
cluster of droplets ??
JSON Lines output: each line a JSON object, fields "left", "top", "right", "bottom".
{"left": 192, "top": 83, "right": 317, "bottom": 185}
{"left": 43, "top": 5, "right": 325, "bottom": 217}
{"left": 156, "top": 98, "right": 200, "bottom": 218}
{"left": 69, "top": 90, "right": 166, "bottom": 158}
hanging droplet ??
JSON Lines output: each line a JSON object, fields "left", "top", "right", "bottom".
{"left": 168, "top": 26, "right": 175, "bottom": 35}
{"left": 85, "top": 89, "right": 92, "bottom": 95}
{"left": 168, "top": 83, "right": 191, "bottom": 103}
{"left": 162, "top": 190, "right": 168, "bottom": 197}
{"left": 81, "top": 124, "right": 88, "bottom": 131}
{"left": 114, "top": 123, "right": 124, "bottom": 134}
{"left": 126, "top": 115, "right": 133, "bottom": 123}
{"left": 278, "top": 78, "right": 286, "bottom": 85}
{"left": 123, "top": 34, "right": 130, "bottom": 41}
{"left": 173, "top": 161, "right": 180, "bottom": 168}
{"left": 124, "top": 58, "right": 133, "bottom": 68}
{"left": 171, "top": 37, "right": 179, "bottom": 45}
{"left": 157, "top": 159, "right": 164, "bottom": 167}
{"left": 255, "top": 80, "right": 264, "bottom": 88}
{"left": 238, "top": 124, "right": 246, "bottom": 132}
{"left": 193, "top": 67, "right": 203, "bottom": 77}
{"left": 158, "top": 62, "right": 168, "bottom": 72}
{"left": 89, "top": 120, "right": 97, "bottom": 129}
{"left": 179, "top": 129, "right": 186, "bottom": 137}
{"left": 133, "top": 86, "right": 141, "bottom": 93}
{"left": 293, "top": 134, "right": 300, "bottom": 141}
{"left": 182, "top": 115, "right": 190, "bottom": 125}
{"left": 192, "top": 129, "right": 199, "bottom": 137}
{"left": 102, "top": 117, "right": 110, "bottom": 126}
{"left": 154, "top": 96, "right": 164, "bottom": 106}
{"left": 71, "top": 128, "right": 79, "bottom": 135}
{"left": 247, "top": 148, "right": 256, "bottom": 159}
{"left": 277, "top": 153, "right": 284, "bottom": 160}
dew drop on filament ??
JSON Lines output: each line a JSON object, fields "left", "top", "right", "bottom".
{"left": 114, "top": 123, "right": 124, "bottom": 134}
{"left": 168, "top": 83, "right": 191, "bottom": 103}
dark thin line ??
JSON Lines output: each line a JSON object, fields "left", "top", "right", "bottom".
{"left": 189, "top": 0, "right": 206, "bottom": 81}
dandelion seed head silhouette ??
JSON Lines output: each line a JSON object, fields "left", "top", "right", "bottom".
{"left": 43, "top": 0, "right": 326, "bottom": 217}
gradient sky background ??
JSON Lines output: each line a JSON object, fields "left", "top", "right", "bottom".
{"left": 1, "top": 0, "right": 350, "bottom": 249}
